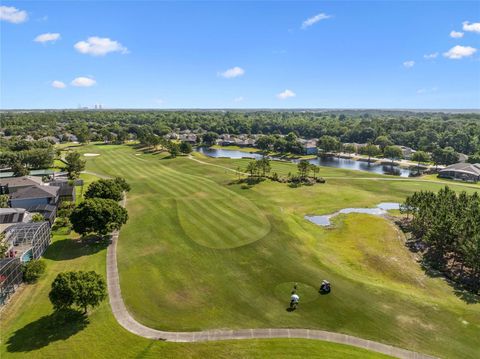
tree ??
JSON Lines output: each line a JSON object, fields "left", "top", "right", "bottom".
{"left": 384, "top": 145, "right": 403, "bottom": 165}
{"left": 402, "top": 187, "right": 480, "bottom": 291}
{"left": 202, "top": 132, "right": 218, "bottom": 146}
{"left": 297, "top": 160, "right": 310, "bottom": 179}
{"left": 412, "top": 151, "right": 430, "bottom": 171}
{"left": 359, "top": 144, "right": 381, "bottom": 164}
{"left": 49, "top": 271, "right": 107, "bottom": 314}
{"left": 343, "top": 144, "right": 356, "bottom": 155}
{"left": 375, "top": 136, "right": 393, "bottom": 152}
{"left": 12, "top": 162, "right": 29, "bottom": 177}
{"left": 168, "top": 142, "right": 180, "bottom": 158}
{"left": 74, "top": 271, "right": 107, "bottom": 314}
{"left": 310, "top": 164, "right": 320, "bottom": 179}
{"left": 318, "top": 135, "right": 341, "bottom": 155}
{"left": 113, "top": 177, "right": 131, "bottom": 192}
{"left": 49, "top": 272, "right": 77, "bottom": 311}
{"left": 31, "top": 213, "right": 45, "bottom": 222}
{"left": 432, "top": 146, "right": 460, "bottom": 167}
{"left": 443, "top": 147, "right": 460, "bottom": 166}
{"left": 179, "top": 141, "right": 192, "bottom": 154}
{"left": 246, "top": 161, "right": 258, "bottom": 177}
{"left": 273, "top": 138, "right": 288, "bottom": 153}
{"left": 0, "top": 232, "right": 8, "bottom": 259}
{"left": 65, "top": 151, "right": 86, "bottom": 180}
{"left": 85, "top": 179, "right": 124, "bottom": 201}
{"left": 256, "top": 135, "right": 275, "bottom": 151}
{"left": 258, "top": 158, "right": 271, "bottom": 177}
{"left": 0, "top": 194, "right": 9, "bottom": 208}
{"left": 23, "top": 259, "right": 46, "bottom": 283}
{"left": 70, "top": 198, "right": 128, "bottom": 236}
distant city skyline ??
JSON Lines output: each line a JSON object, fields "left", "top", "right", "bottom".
{"left": 1, "top": 1, "right": 479, "bottom": 109}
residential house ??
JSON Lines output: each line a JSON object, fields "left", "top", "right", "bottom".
{"left": 399, "top": 146, "right": 416, "bottom": 160}
{"left": 0, "top": 221, "right": 51, "bottom": 305}
{"left": 0, "top": 208, "right": 28, "bottom": 224}
{"left": 300, "top": 139, "right": 318, "bottom": 155}
{"left": 0, "top": 176, "right": 43, "bottom": 194}
{"left": 50, "top": 178, "right": 76, "bottom": 202}
{"left": 179, "top": 133, "right": 198, "bottom": 144}
{"left": 438, "top": 163, "right": 480, "bottom": 182}
{"left": 9, "top": 185, "right": 60, "bottom": 209}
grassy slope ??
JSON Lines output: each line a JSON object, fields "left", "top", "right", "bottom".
{"left": 68, "top": 144, "right": 480, "bottom": 359}
{"left": 0, "top": 174, "right": 389, "bottom": 359}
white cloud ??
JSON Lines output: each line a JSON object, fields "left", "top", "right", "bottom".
{"left": 0, "top": 5, "right": 28, "bottom": 23}
{"left": 74, "top": 36, "right": 128, "bottom": 56}
{"left": 443, "top": 45, "right": 477, "bottom": 59}
{"left": 403, "top": 60, "right": 415, "bottom": 68}
{"left": 219, "top": 66, "right": 245, "bottom": 79}
{"left": 450, "top": 30, "right": 464, "bottom": 38}
{"left": 423, "top": 52, "right": 438, "bottom": 59}
{"left": 463, "top": 21, "right": 480, "bottom": 33}
{"left": 34, "top": 33, "right": 61, "bottom": 43}
{"left": 234, "top": 96, "right": 244, "bottom": 102}
{"left": 301, "top": 13, "right": 331, "bottom": 29}
{"left": 416, "top": 87, "right": 438, "bottom": 94}
{"left": 51, "top": 80, "right": 66, "bottom": 89}
{"left": 154, "top": 98, "right": 165, "bottom": 105}
{"left": 71, "top": 77, "right": 96, "bottom": 87}
{"left": 277, "top": 89, "right": 296, "bottom": 100}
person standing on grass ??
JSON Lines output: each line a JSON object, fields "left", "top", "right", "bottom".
{"left": 290, "top": 292, "right": 300, "bottom": 308}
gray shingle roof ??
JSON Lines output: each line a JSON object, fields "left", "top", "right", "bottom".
{"left": 10, "top": 185, "right": 60, "bottom": 200}
{"left": 440, "top": 163, "right": 480, "bottom": 176}
{"left": 0, "top": 176, "right": 43, "bottom": 188}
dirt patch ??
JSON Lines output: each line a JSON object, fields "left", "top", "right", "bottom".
{"left": 396, "top": 314, "right": 435, "bottom": 330}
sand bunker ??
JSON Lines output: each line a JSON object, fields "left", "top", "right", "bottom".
{"left": 84, "top": 153, "right": 101, "bottom": 157}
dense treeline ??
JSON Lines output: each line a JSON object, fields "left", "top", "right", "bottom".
{"left": 401, "top": 187, "right": 480, "bottom": 293}
{"left": 1, "top": 110, "right": 480, "bottom": 155}
{"left": 0, "top": 138, "right": 56, "bottom": 170}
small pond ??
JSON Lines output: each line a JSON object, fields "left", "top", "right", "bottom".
{"left": 305, "top": 202, "right": 400, "bottom": 227}
{"left": 196, "top": 147, "right": 414, "bottom": 177}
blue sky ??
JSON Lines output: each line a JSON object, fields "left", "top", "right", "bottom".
{"left": 1, "top": 1, "right": 479, "bottom": 109}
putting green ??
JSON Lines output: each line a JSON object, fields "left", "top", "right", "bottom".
{"left": 176, "top": 196, "right": 270, "bottom": 249}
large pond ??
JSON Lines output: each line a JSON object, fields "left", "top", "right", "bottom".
{"left": 305, "top": 202, "right": 400, "bottom": 227}
{"left": 196, "top": 147, "right": 413, "bottom": 177}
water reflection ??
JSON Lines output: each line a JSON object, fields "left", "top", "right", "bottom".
{"left": 196, "top": 147, "right": 413, "bottom": 177}
{"left": 305, "top": 202, "right": 400, "bottom": 227}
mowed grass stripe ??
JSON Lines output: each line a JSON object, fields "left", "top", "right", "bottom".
{"left": 175, "top": 200, "right": 239, "bottom": 248}
{"left": 177, "top": 200, "right": 262, "bottom": 248}
{"left": 98, "top": 149, "right": 270, "bottom": 248}
{"left": 177, "top": 199, "right": 256, "bottom": 248}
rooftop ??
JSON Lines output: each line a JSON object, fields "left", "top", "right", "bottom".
{"left": 0, "top": 208, "right": 26, "bottom": 215}
{"left": 0, "top": 176, "right": 43, "bottom": 188}
{"left": 440, "top": 163, "right": 480, "bottom": 175}
{"left": 10, "top": 185, "right": 60, "bottom": 200}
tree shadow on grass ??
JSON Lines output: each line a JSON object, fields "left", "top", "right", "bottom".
{"left": 43, "top": 235, "right": 110, "bottom": 261}
{"left": 6, "top": 309, "right": 89, "bottom": 353}
{"left": 454, "top": 286, "right": 480, "bottom": 304}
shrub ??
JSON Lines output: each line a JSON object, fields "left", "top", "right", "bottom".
{"left": 23, "top": 260, "right": 46, "bottom": 283}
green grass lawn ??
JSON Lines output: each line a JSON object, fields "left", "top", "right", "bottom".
{"left": 67, "top": 144, "right": 479, "bottom": 359}
{"left": 0, "top": 220, "right": 390, "bottom": 358}
{"left": 2, "top": 143, "right": 479, "bottom": 359}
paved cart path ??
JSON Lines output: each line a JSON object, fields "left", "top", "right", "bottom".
{"left": 106, "top": 195, "right": 437, "bottom": 359}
